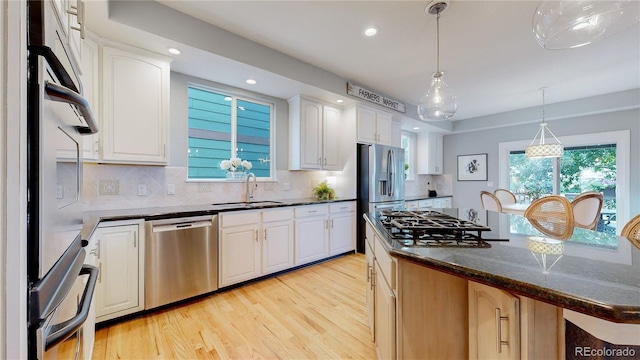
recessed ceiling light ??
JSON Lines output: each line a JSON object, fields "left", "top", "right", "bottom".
{"left": 413, "top": 127, "right": 420, "bottom": 130}
{"left": 336, "top": 99, "right": 344, "bottom": 103}
{"left": 246, "top": 79, "right": 257, "bottom": 85}
{"left": 362, "top": 26, "right": 380, "bottom": 37}
{"left": 168, "top": 48, "right": 181, "bottom": 55}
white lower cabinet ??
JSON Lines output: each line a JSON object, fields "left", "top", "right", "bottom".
{"left": 93, "top": 220, "right": 144, "bottom": 322}
{"left": 262, "top": 209, "right": 295, "bottom": 275}
{"left": 219, "top": 208, "right": 294, "bottom": 287}
{"left": 219, "top": 210, "right": 261, "bottom": 287}
{"left": 329, "top": 202, "right": 356, "bottom": 255}
{"left": 294, "top": 204, "right": 329, "bottom": 265}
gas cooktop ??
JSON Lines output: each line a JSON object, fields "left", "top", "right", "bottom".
{"left": 378, "top": 210, "right": 493, "bottom": 248}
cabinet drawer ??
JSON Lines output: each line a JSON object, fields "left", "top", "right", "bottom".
{"left": 220, "top": 210, "right": 261, "bottom": 228}
{"left": 330, "top": 201, "right": 355, "bottom": 213}
{"left": 419, "top": 200, "right": 434, "bottom": 208}
{"left": 374, "top": 235, "right": 395, "bottom": 291}
{"left": 295, "top": 204, "right": 329, "bottom": 218}
{"left": 262, "top": 208, "right": 294, "bottom": 222}
{"left": 405, "top": 201, "right": 419, "bottom": 210}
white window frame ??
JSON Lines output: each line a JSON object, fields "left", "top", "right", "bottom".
{"left": 402, "top": 131, "right": 416, "bottom": 181}
{"left": 498, "top": 130, "right": 631, "bottom": 265}
{"left": 186, "top": 84, "right": 276, "bottom": 181}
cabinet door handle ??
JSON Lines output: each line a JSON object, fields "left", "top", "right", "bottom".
{"left": 324, "top": 158, "right": 327, "bottom": 166}
{"left": 331, "top": 219, "right": 334, "bottom": 228}
{"left": 94, "top": 240, "right": 101, "bottom": 259}
{"left": 371, "top": 267, "right": 376, "bottom": 290}
{"left": 324, "top": 219, "right": 328, "bottom": 229}
{"left": 308, "top": 210, "right": 318, "bottom": 213}
{"left": 263, "top": 229, "right": 267, "bottom": 241}
{"left": 133, "top": 231, "right": 137, "bottom": 248}
{"left": 318, "top": 157, "right": 322, "bottom": 165}
{"left": 366, "top": 263, "right": 371, "bottom": 283}
{"left": 98, "top": 262, "right": 102, "bottom": 283}
{"left": 255, "top": 230, "right": 258, "bottom": 242}
{"left": 495, "top": 308, "right": 509, "bottom": 353}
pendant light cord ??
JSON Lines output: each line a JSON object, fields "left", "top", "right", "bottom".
{"left": 542, "top": 88, "right": 546, "bottom": 124}
{"left": 436, "top": 12, "right": 441, "bottom": 74}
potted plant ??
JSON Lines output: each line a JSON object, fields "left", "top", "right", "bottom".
{"left": 313, "top": 181, "right": 335, "bottom": 201}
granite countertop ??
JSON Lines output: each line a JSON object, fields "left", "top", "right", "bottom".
{"left": 364, "top": 208, "right": 640, "bottom": 324}
{"left": 82, "top": 197, "right": 355, "bottom": 242}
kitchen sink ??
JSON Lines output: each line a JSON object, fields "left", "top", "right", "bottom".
{"left": 211, "top": 201, "right": 283, "bottom": 210}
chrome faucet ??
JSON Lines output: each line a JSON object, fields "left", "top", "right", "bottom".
{"left": 245, "top": 172, "right": 257, "bottom": 202}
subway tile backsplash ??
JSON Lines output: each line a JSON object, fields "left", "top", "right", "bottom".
{"left": 82, "top": 164, "right": 452, "bottom": 211}
{"left": 83, "top": 164, "right": 338, "bottom": 211}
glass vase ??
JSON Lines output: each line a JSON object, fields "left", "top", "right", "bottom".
{"left": 225, "top": 172, "right": 247, "bottom": 181}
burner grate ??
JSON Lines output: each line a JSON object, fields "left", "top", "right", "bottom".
{"left": 379, "top": 209, "right": 493, "bottom": 248}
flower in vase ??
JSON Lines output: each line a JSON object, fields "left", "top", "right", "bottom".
{"left": 220, "top": 157, "right": 252, "bottom": 172}
{"left": 241, "top": 160, "right": 252, "bottom": 171}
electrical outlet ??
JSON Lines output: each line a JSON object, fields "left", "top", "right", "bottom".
{"left": 166, "top": 183, "right": 175, "bottom": 195}
{"left": 283, "top": 183, "right": 291, "bottom": 191}
{"left": 138, "top": 184, "right": 147, "bottom": 196}
{"left": 198, "top": 183, "right": 210, "bottom": 193}
{"left": 99, "top": 180, "right": 119, "bottom": 195}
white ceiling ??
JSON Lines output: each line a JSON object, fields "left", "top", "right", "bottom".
{"left": 84, "top": 0, "right": 640, "bottom": 124}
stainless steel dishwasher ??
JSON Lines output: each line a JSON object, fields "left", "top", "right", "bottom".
{"left": 145, "top": 215, "right": 218, "bottom": 309}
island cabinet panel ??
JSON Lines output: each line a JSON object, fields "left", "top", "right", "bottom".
{"left": 396, "top": 258, "right": 468, "bottom": 360}
{"left": 468, "top": 282, "right": 520, "bottom": 360}
{"left": 375, "top": 260, "right": 396, "bottom": 360}
{"left": 469, "top": 281, "right": 564, "bottom": 360}
{"left": 365, "top": 237, "right": 375, "bottom": 341}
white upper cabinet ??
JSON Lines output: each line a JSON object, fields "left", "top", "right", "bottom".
{"left": 289, "top": 95, "right": 341, "bottom": 170}
{"left": 79, "top": 35, "right": 99, "bottom": 161}
{"left": 101, "top": 43, "right": 170, "bottom": 164}
{"left": 66, "top": 0, "right": 84, "bottom": 73}
{"left": 417, "top": 132, "right": 444, "bottom": 175}
{"left": 354, "top": 104, "right": 393, "bottom": 146}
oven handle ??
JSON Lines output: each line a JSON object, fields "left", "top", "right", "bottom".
{"left": 45, "top": 265, "right": 98, "bottom": 350}
{"left": 45, "top": 81, "right": 99, "bottom": 135}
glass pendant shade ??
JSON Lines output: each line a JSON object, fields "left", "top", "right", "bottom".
{"left": 417, "top": 72, "right": 458, "bottom": 121}
{"left": 533, "top": 0, "right": 640, "bottom": 49}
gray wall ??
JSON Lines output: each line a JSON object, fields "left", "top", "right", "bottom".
{"left": 170, "top": 72, "right": 289, "bottom": 170}
{"left": 445, "top": 107, "right": 640, "bottom": 216}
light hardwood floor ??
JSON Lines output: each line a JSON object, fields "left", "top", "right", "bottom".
{"left": 92, "top": 253, "right": 375, "bottom": 359}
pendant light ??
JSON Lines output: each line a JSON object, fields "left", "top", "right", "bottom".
{"left": 417, "top": 1, "right": 458, "bottom": 121}
{"left": 532, "top": 0, "right": 640, "bottom": 49}
{"left": 525, "top": 88, "right": 564, "bottom": 158}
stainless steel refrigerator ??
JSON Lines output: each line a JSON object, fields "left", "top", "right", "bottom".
{"left": 357, "top": 143, "right": 405, "bottom": 252}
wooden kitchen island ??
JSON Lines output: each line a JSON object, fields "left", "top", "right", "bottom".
{"left": 363, "top": 209, "right": 640, "bottom": 359}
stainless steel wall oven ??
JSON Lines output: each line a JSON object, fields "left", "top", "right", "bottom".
{"left": 27, "top": 1, "right": 98, "bottom": 359}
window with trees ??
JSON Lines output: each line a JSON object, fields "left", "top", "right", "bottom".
{"left": 509, "top": 144, "right": 617, "bottom": 233}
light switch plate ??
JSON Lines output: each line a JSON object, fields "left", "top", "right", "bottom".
{"left": 166, "top": 183, "right": 175, "bottom": 195}
{"left": 138, "top": 184, "right": 147, "bottom": 196}
{"left": 283, "top": 183, "right": 291, "bottom": 191}
{"left": 56, "top": 185, "right": 63, "bottom": 199}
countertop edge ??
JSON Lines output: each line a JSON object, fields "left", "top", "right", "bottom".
{"left": 82, "top": 198, "right": 356, "bottom": 242}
